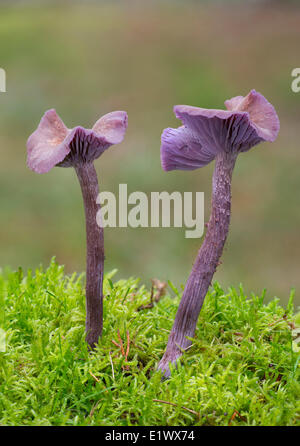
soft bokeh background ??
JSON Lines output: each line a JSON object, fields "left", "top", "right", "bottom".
{"left": 0, "top": 0, "right": 299, "bottom": 305}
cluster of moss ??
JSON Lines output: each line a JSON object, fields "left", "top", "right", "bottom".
{"left": 0, "top": 259, "right": 299, "bottom": 426}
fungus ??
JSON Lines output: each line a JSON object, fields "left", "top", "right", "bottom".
{"left": 159, "top": 90, "right": 279, "bottom": 377}
{"left": 27, "top": 109, "right": 128, "bottom": 348}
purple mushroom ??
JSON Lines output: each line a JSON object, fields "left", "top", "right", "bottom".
{"left": 27, "top": 109, "right": 128, "bottom": 348}
{"left": 159, "top": 90, "right": 279, "bottom": 377}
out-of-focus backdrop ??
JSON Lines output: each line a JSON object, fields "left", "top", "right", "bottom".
{"left": 0, "top": 0, "right": 299, "bottom": 305}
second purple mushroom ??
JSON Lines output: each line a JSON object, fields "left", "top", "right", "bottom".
{"left": 27, "top": 109, "right": 128, "bottom": 348}
{"left": 159, "top": 90, "right": 279, "bottom": 377}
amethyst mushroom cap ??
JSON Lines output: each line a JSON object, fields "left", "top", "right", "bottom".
{"left": 27, "top": 109, "right": 128, "bottom": 173}
{"left": 161, "top": 89, "right": 279, "bottom": 171}
{"left": 27, "top": 109, "right": 128, "bottom": 348}
{"left": 159, "top": 90, "right": 279, "bottom": 377}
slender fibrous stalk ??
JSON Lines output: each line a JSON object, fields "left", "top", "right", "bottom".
{"left": 75, "top": 163, "right": 104, "bottom": 348}
{"left": 158, "top": 151, "right": 237, "bottom": 377}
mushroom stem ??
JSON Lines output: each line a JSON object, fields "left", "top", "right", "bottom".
{"left": 75, "top": 163, "right": 104, "bottom": 349}
{"left": 158, "top": 151, "right": 237, "bottom": 377}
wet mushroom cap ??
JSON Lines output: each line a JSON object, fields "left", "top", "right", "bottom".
{"left": 161, "top": 90, "right": 280, "bottom": 172}
{"left": 27, "top": 109, "right": 128, "bottom": 174}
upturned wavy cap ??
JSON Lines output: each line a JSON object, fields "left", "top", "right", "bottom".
{"left": 27, "top": 110, "right": 128, "bottom": 174}
{"left": 161, "top": 90, "right": 280, "bottom": 171}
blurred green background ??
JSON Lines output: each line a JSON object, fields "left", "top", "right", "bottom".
{"left": 0, "top": 0, "right": 299, "bottom": 305}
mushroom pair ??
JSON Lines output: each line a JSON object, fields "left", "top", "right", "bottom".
{"left": 27, "top": 89, "right": 279, "bottom": 373}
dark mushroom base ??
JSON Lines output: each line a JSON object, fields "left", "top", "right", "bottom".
{"left": 75, "top": 163, "right": 104, "bottom": 349}
{"left": 158, "top": 151, "right": 236, "bottom": 378}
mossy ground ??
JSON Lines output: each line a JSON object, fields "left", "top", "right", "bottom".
{"left": 0, "top": 259, "right": 299, "bottom": 426}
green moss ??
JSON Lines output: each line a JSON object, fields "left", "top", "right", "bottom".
{"left": 0, "top": 259, "right": 299, "bottom": 426}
